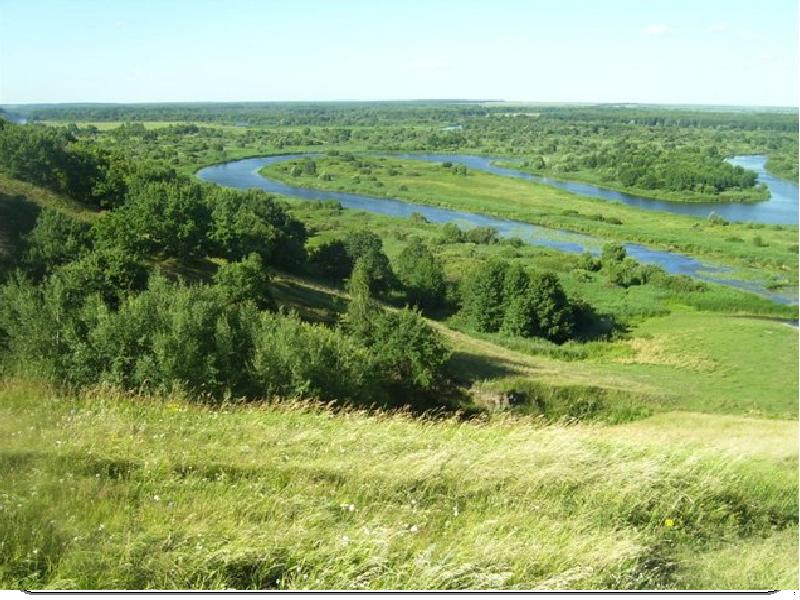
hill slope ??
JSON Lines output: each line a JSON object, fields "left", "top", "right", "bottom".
{"left": 1, "top": 380, "right": 796, "bottom": 590}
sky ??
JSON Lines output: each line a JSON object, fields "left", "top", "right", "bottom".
{"left": 0, "top": 0, "right": 797, "bottom": 106}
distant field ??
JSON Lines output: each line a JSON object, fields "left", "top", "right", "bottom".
{"left": 39, "top": 121, "right": 250, "bottom": 132}
{"left": 1, "top": 379, "right": 796, "bottom": 590}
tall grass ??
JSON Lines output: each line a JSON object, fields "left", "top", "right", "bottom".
{"left": 1, "top": 379, "right": 795, "bottom": 590}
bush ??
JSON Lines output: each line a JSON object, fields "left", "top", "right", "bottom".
{"left": 310, "top": 239, "right": 353, "bottom": 282}
{"left": 367, "top": 307, "right": 451, "bottom": 403}
{"left": 94, "top": 180, "right": 211, "bottom": 260}
{"left": 461, "top": 261, "right": 577, "bottom": 343}
{"left": 577, "top": 252, "right": 601, "bottom": 271}
{"left": 459, "top": 259, "right": 508, "bottom": 332}
{"left": 23, "top": 209, "right": 93, "bottom": 278}
{"left": 343, "top": 231, "right": 395, "bottom": 295}
{"left": 464, "top": 226, "right": 499, "bottom": 245}
{"left": 601, "top": 242, "right": 627, "bottom": 264}
{"left": 51, "top": 247, "right": 148, "bottom": 309}
{"left": 213, "top": 253, "right": 276, "bottom": 310}
{"left": 88, "top": 275, "right": 257, "bottom": 399}
{"left": 249, "top": 310, "right": 380, "bottom": 405}
{"left": 606, "top": 257, "right": 645, "bottom": 287}
{"left": 439, "top": 222, "right": 465, "bottom": 244}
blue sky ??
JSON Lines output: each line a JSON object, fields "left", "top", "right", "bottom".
{"left": 1, "top": 0, "right": 797, "bottom": 106}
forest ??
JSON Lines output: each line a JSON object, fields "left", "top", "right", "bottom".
{"left": 0, "top": 103, "right": 797, "bottom": 590}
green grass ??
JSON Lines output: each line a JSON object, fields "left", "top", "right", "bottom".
{"left": 262, "top": 156, "right": 798, "bottom": 287}
{"left": 0, "top": 174, "right": 99, "bottom": 223}
{"left": 0, "top": 379, "right": 796, "bottom": 590}
{"left": 270, "top": 271, "right": 798, "bottom": 421}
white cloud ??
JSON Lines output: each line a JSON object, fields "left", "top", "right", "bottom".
{"left": 709, "top": 23, "right": 730, "bottom": 33}
{"left": 643, "top": 24, "right": 671, "bottom": 36}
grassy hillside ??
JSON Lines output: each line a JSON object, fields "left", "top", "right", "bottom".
{"left": 1, "top": 379, "right": 796, "bottom": 590}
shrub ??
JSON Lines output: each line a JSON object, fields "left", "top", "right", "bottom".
{"left": 439, "top": 222, "right": 465, "bottom": 244}
{"left": 52, "top": 247, "right": 148, "bottom": 309}
{"left": 249, "top": 311, "right": 380, "bottom": 405}
{"left": 464, "top": 226, "right": 499, "bottom": 245}
{"left": 343, "top": 231, "right": 395, "bottom": 295}
{"left": 601, "top": 242, "right": 627, "bottom": 264}
{"left": 24, "top": 209, "right": 93, "bottom": 278}
{"left": 310, "top": 239, "right": 353, "bottom": 281}
{"left": 367, "top": 307, "right": 451, "bottom": 403}
{"left": 213, "top": 253, "right": 276, "bottom": 310}
{"left": 577, "top": 252, "right": 601, "bottom": 271}
{"left": 94, "top": 180, "right": 212, "bottom": 260}
{"left": 208, "top": 188, "right": 307, "bottom": 269}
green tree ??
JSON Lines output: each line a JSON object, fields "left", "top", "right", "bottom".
{"left": 208, "top": 188, "right": 307, "bottom": 269}
{"left": 459, "top": 259, "right": 508, "bottom": 332}
{"left": 343, "top": 231, "right": 395, "bottom": 295}
{"left": 394, "top": 238, "right": 446, "bottom": 309}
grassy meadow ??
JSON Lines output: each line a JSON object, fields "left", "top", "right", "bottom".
{"left": 1, "top": 379, "right": 796, "bottom": 590}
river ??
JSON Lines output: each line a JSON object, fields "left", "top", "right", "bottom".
{"left": 395, "top": 154, "right": 799, "bottom": 226}
{"left": 196, "top": 154, "right": 797, "bottom": 305}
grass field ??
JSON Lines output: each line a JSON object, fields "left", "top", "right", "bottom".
{"left": 262, "top": 156, "right": 798, "bottom": 288}
{"left": 0, "top": 379, "right": 796, "bottom": 590}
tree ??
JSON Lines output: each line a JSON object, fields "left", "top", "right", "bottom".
{"left": 439, "top": 222, "right": 464, "bottom": 244}
{"left": 207, "top": 188, "right": 307, "bottom": 269}
{"left": 464, "top": 226, "right": 499, "bottom": 245}
{"left": 341, "top": 258, "right": 380, "bottom": 341}
{"left": 459, "top": 259, "right": 508, "bottom": 332}
{"left": 525, "top": 272, "right": 575, "bottom": 342}
{"left": 343, "top": 231, "right": 395, "bottom": 295}
{"left": 310, "top": 239, "right": 353, "bottom": 281}
{"left": 368, "top": 307, "right": 451, "bottom": 402}
{"left": 94, "top": 180, "right": 211, "bottom": 260}
{"left": 394, "top": 238, "right": 446, "bottom": 309}
{"left": 52, "top": 247, "right": 148, "bottom": 309}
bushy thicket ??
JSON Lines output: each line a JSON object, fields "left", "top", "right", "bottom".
{"left": 0, "top": 264, "right": 450, "bottom": 408}
{"left": 310, "top": 230, "right": 396, "bottom": 295}
{"left": 0, "top": 128, "right": 451, "bottom": 409}
{"left": 458, "top": 260, "right": 577, "bottom": 343}
{"left": 0, "top": 121, "right": 172, "bottom": 208}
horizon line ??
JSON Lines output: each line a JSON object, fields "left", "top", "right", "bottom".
{"left": 1, "top": 99, "right": 798, "bottom": 111}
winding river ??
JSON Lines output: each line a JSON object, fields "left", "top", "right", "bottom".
{"left": 197, "top": 154, "right": 798, "bottom": 305}
{"left": 395, "top": 154, "right": 799, "bottom": 226}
